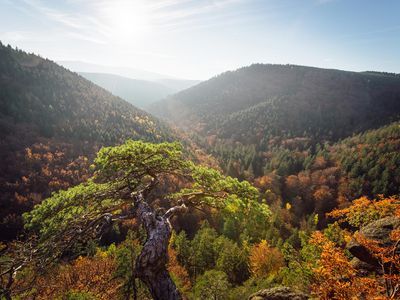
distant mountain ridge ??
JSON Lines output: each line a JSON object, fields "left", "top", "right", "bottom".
{"left": 58, "top": 60, "right": 170, "bottom": 81}
{"left": 79, "top": 72, "right": 175, "bottom": 108}
{"left": 156, "top": 78, "right": 202, "bottom": 92}
{"left": 59, "top": 61, "right": 201, "bottom": 108}
{"left": 148, "top": 64, "right": 400, "bottom": 225}
{"left": 150, "top": 63, "right": 400, "bottom": 188}
{"left": 152, "top": 63, "right": 400, "bottom": 141}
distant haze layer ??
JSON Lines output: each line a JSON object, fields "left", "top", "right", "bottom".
{"left": 59, "top": 61, "right": 201, "bottom": 108}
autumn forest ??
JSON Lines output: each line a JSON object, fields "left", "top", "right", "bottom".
{"left": 1, "top": 36, "right": 400, "bottom": 300}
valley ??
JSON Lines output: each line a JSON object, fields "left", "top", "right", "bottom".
{"left": 1, "top": 43, "right": 400, "bottom": 300}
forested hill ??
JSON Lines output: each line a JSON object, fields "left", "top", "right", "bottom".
{"left": 150, "top": 64, "right": 400, "bottom": 213}
{"left": 151, "top": 64, "right": 400, "bottom": 142}
{"left": 257, "top": 121, "right": 400, "bottom": 225}
{"left": 0, "top": 43, "right": 173, "bottom": 239}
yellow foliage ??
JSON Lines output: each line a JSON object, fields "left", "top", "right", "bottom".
{"left": 249, "top": 240, "right": 284, "bottom": 278}
{"left": 328, "top": 195, "right": 398, "bottom": 227}
{"left": 30, "top": 252, "right": 121, "bottom": 300}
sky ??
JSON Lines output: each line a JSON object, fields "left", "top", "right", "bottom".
{"left": 0, "top": 0, "right": 399, "bottom": 80}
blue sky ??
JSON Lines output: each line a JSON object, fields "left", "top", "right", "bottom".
{"left": 0, "top": 0, "right": 399, "bottom": 79}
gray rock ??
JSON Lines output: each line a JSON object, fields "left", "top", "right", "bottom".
{"left": 350, "top": 257, "right": 380, "bottom": 276}
{"left": 347, "top": 216, "right": 400, "bottom": 268}
{"left": 248, "top": 287, "right": 309, "bottom": 300}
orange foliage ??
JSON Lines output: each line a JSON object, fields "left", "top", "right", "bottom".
{"left": 249, "top": 240, "right": 284, "bottom": 278}
{"left": 254, "top": 174, "right": 281, "bottom": 203}
{"left": 309, "top": 231, "right": 382, "bottom": 299}
{"left": 32, "top": 250, "right": 121, "bottom": 299}
{"left": 312, "top": 156, "right": 327, "bottom": 170}
{"left": 353, "top": 232, "right": 400, "bottom": 298}
{"left": 167, "top": 246, "right": 191, "bottom": 296}
{"left": 3, "top": 142, "right": 95, "bottom": 239}
{"left": 328, "top": 195, "right": 398, "bottom": 227}
{"left": 312, "top": 196, "right": 400, "bottom": 299}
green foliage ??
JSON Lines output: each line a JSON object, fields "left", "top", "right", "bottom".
{"left": 171, "top": 223, "right": 251, "bottom": 286}
{"left": 23, "top": 141, "right": 187, "bottom": 241}
{"left": 226, "top": 276, "right": 279, "bottom": 300}
{"left": 114, "top": 231, "right": 151, "bottom": 299}
{"left": 171, "top": 230, "right": 191, "bottom": 268}
{"left": 214, "top": 236, "right": 250, "bottom": 285}
{"left": 173, "top": 165, "right": 270, "bottom": 241}
{"left": 222, "top": 217, "right": 238, "bottom": 240}
{"left": 23, "top": 180, "right": 117, "bottom": 240}
{"left": 279, "top": 232, "right": 321, "bottom": 290}
{"left": 22, "top": 140, "right": 270, "bottom": 274}
{"left": 323, "top": 222, "right": 346, "bottom": 246}
{"left": 94, "top": 140, "right": 189, "bottom": 184}
{"left": 193, "top": 270, "right": 230, "bottom": 300}
{"left": 189, "top": 222, "right": 219, "bottom": 277}
{"left": 331, "top": 122, "right": 400, "bottom": 198}
{"left": 55, "top": 291, "right": 97, "bottom": 300}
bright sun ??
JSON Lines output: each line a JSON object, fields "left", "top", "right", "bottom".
{"left": 102, "top": 1, "right": 150, "bottom": 41}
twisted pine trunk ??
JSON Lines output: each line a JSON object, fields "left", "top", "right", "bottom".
{"left": 135, "top": 200, "right": 181, "bottom": 300}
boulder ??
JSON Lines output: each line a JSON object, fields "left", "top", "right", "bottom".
{"left": 248, "top": 287, "right": 309, "bottom": 300}
{"left": 350, "top": 257, "right": 381, "bottom": 276}
{"left": 347, "top": 216, "right": 400, "bottom": 268}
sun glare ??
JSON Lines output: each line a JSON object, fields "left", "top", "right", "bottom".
{"left": 102, "top": 1, "right": 150, "bottom": 41}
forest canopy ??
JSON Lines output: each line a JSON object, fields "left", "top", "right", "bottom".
{"left": 2, "top": 140, "right": 270, "bottom": 300}
{"left": 1, "top": 43, "right": 400, "bottom": 300}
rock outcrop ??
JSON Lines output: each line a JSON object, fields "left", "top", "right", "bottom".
{"left": 248, "top": 287, "right": 309, "bottom": 300}
{"left": 347, "top": 216, "right": 400, "bottom": 269}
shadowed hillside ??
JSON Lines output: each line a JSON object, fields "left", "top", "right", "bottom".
{"left": 152, "top": 64, "right": 400, "bottom": 142}
{"left": 0, "top": 43, "right": 174, "bottom": 239}
{"left": 151, "top": 64, "right": 400, "bottom": 181}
